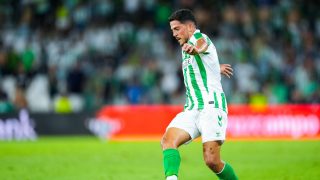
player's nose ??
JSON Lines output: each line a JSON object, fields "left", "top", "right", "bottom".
{"left": 173, "top": 32, "right": 178, "bottom": 37}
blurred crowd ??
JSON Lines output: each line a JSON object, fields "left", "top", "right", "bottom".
{"left": 0, "top": 0, "right": 319, "bottom": 113}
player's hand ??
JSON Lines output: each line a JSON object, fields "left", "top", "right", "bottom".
{"left": 182, "top": 43, "right": 198, "bottom": 55}
{"left": 220, "top": 64, "right": 233, "bottom": 78}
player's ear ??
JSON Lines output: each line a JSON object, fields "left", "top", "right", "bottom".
{"left": 186, "top": 21, "right": 193, "bottom": 31}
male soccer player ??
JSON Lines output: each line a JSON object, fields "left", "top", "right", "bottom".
{"left": 161, "top": 9, "right": 238, "bottom": 180}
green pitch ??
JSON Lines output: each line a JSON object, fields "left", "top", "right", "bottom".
{"left": 1, "top": 137, "right": 319, "bottom": 180}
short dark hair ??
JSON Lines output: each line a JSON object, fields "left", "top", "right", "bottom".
{"left": 168, "top": 9, "right": 197, "bottom": 26}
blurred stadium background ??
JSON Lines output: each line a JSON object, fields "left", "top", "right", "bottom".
{"left": 0, "top": 0, "right": 319, "bottom": 179}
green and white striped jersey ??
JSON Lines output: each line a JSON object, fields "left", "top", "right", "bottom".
{"left": 182, "top": 29, "right": 228, "bottom": 113}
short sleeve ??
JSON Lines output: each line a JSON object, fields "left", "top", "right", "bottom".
{"left": 188, "top": 29, "right": 205, "bottom": 46}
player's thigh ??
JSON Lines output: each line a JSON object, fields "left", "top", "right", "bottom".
{"left": 162, "top": 110, "right": 199, "bottom": 149}
{"left": 198, "top": 108, "right": 228, "bottom": 143}
{"left": 161, "top": 127, "right": 191, "bottom": 150}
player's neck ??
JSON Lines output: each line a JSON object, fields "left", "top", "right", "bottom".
{"left": 187, "top": 28, "right": 196, "bottom": 41}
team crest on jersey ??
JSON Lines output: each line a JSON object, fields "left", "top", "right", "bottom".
{"left": 182, "top": 58, "right": 193, "bottom": 68}
{"left": 182, "top": 52, "right": 193, "bottom": 68}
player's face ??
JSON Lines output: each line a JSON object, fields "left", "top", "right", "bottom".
{"left": 170, "top": 20, "right": 189, "bottom": 46}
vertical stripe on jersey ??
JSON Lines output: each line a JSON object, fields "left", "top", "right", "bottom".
{"left": 214, "top": 92, "right": 219, "bottom": 108}
{"left": 194, "top": 54, "right": 208, "bottom": 93}
{"left": 183, "top": 68, "right": 194, "bottom": 110}
{"left": 194, "top": 32, "right": 202, "bottom": 40}
{"left": 188, "top": 65, "right": 204, "bottom": 109}
{"left": 221, "top": 93, "right": 227, "bottom": 112}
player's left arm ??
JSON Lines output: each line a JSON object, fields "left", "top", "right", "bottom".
{"left": 182, "top": 37, "right": 233, "bottom": 78}
{"left": 182, "top": 37, "right": 208, "bottom": 55}
{"left": 194, "top": 37, "right": 209, "bottom": 54}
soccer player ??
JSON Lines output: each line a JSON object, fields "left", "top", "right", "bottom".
{"left": 161, "top": 9, "right": 238, "bottom": 180}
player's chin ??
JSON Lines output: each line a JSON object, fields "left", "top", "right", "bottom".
{"left": 178, "top": 40, "right": 185, "bottom": 46}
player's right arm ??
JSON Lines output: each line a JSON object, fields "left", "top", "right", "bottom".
{"left": 220, "top": 64, "right": 233, "bottom": 78}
